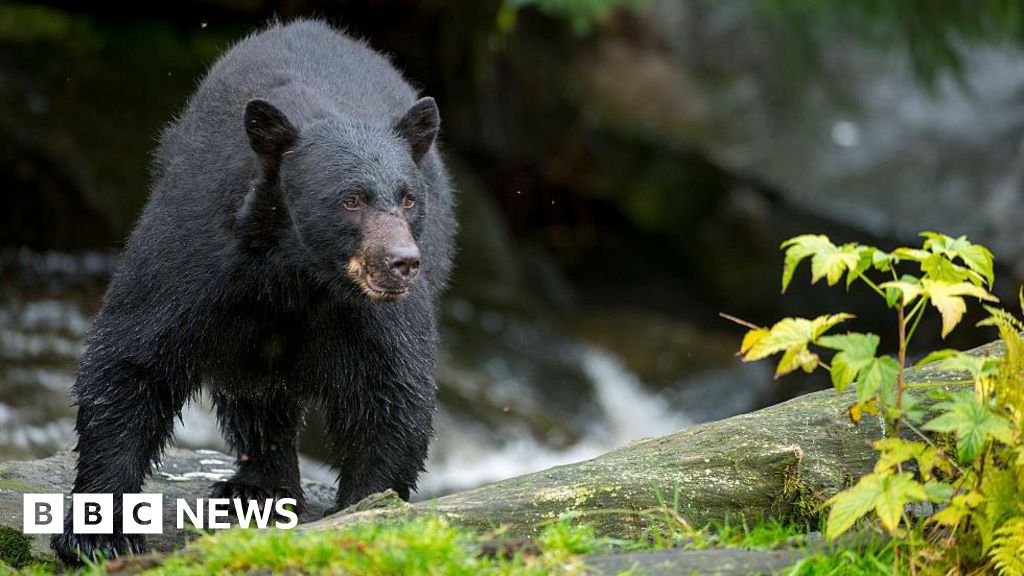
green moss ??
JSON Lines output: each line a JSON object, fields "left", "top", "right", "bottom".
{"left": 0, "top": 525, "right": 32, "bottom": 569}
{"left": 776, "top": 460, "right": 825, "bottom": 524}
{"left": 0, "top": 477, "right": 38, "bottom": 492}
{"left": 87, "top": 517, "right": 599, "bottom": 575}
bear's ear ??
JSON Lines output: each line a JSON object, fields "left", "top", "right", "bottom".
{"left": 244, "top": 99, "right": 297, "bottom": 166}
{"left": 394, "top": 97, "right": 440, "bottom": 165}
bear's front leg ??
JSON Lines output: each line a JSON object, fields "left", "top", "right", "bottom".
{"left": 323, "top": 387, "right": 434, "bottom": 514}
{"left": 209, "top": 388, "right": 306, "bottom": 512}
{"left": 52, "top": 354, "right": 193, "bottom": 565}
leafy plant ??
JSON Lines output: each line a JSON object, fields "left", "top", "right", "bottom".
{"left": 730, "top": 232, "right": 1024, "bottom": 574}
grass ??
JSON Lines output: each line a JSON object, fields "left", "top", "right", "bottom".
{"left": 79, "top": 517, "right": 600, "bottom": 576}
{"left": 783, "top": 540, "right": 897, "bottom": 575}
{"left": 1, "top": 513, "right": 898, "bottom": 575}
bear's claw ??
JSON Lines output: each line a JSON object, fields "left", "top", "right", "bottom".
{"left": 51, "top": 532, "right": 146, "bottom": 565}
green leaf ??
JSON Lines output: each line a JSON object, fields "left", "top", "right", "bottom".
{"left": 900, "top": 393, "right": 927, "bottom": 425}
{"left": 915, "top": 349, "right": 959, "bottom": 368}
{"left": 879, "top": 278, "right": 924, "bottom": 307}
{"left": 920, "top": 232, "right": 995, "bottom": 288}
{"left": 979, "top": 468, "right": 1022, "bottom": 550}
{"left": 856, "top": 356, "right": 900, "bottom": 405}
{"left": 918, "top": 252, "right": 984, "bottom": 285}
{"left": 826, "top": 472, "right": 927, "bottom": 538}
{"left": 873, "top": 438, "right": 949, "bottom": 480}
{"left": 923, "top": 392, "right": 1015, "bottom": 463}
{"left": 928, "top": 491, "right": 984, "bottom": 527}
{"left": 871, "top": 249, "right": 898, "bottom": 272}
{"left": 845, "top": 246, "right": 892, "bottom": 288}
{"left": 817, "top": 333, "right": 879, "bottom": 394}
{"left": 846, "top": 247, "right": 874, "bottom": 289}
{"left": 892, "top": 247, "right": 930, "bottom": 262}
{"left": 924, "top": 351, "right": 1001, "bottom": 385}
{"left": 922, "top": 481, "right": 955, "bottom": 503}
{"left": 780, "top": 235, "right": 861, "bottom": 292}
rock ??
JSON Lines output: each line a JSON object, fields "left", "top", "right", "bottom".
{"left": 577, "top": 0, "right": 1024, "bottom": 274}
{"left": 0, "top": 448, "right": 334, "bottom": 565}
{"left": 584, "top": 548, "right": 806, "bottom": 576}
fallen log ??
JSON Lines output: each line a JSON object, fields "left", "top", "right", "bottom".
{"left": 312, "top": 340, "right": 985, "bottom": 537}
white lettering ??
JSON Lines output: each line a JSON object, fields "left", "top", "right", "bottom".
{"left": 274, "top": 498, "right": 298, "bottom": 529}
{"left": 176, "top": 498, "right": 204, "bottom": 530}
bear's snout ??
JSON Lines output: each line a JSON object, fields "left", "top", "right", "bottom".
{"left": 347, "top": 210, "right": 421, "bottom": 301}
{"left": 385, "top": 244, "right": 420, "bottom": 281}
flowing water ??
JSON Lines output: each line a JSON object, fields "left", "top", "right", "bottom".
{"left": 0, "top": 249, "right": 770, "bottom": 497}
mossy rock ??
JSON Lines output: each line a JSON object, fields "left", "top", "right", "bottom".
{"left": 0, "top": 525, "right": 32, "bottom": 569}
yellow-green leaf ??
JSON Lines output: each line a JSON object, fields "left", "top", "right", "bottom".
{"left": 924, "top": 279, "right": 998, "bottom": 338}
{"left": 923, "top": 391, "right": 1015, "bottom": 463}
{"left": 741, "top": 314, "right": 853, "bottom": 363}
{"left": 856, "top": 356, "right": 900, "bottom": 405}
{"left": 920, "top": 232, "right": 995, "bottom": 288}
{"left": 817, "top": 332, "right": 879, "bottom": 394}
{"left": 880, "top": 279, "right": 998, "bottom": 337}
{"left": 922, "top": 481, "right": 954, "bottom": 503}
{"left": 879, "top": 279, "right": 924, "bottom": 307}
{"left": 873, "top": 438, "right": 948, "bottom": 480}
{"left": 739, "top": 327, "right": 769, "bottom": 356}
{"left": 991, "top": 517, "right": 1024, "bottom": 576}
{"left": 928, "top": 491, "right": 984, "bottom": 527}
{"left": 924, "top": 350, "right": 1001, "bottom": 392}
{"left": 775, "top": 345, "right": 820, "bottom": 378}
{"left": 825, "top": 472, "right": 927, "bottom": 538}
{"left": 780, "top": 235, "right": 861, "bottom": 292}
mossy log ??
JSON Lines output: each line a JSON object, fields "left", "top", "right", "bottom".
{"left": 311, "top": 341, "right": 989, "bottom": 538}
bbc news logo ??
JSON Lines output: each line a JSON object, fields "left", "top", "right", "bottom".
{"left": 23, "top": 494, "right": 298, "bottom": 534}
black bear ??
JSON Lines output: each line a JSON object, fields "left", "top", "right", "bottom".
{"left": 52, "top": 19, "right": 455, "bottom": 564}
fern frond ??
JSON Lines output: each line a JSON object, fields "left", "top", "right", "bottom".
{"left": 983, "top": 305, "right": 1024, "bottom": 426}
{"left": 991, "top": 517, "right": 1024, "bottom": 576}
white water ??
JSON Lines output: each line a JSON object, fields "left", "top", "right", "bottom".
{"left": 415, "top": 347, "right": 692, "bottom": 496}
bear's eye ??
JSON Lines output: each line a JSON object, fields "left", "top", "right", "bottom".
{"left": 342, "top": 194, "right": 362, "bottom": 211}
{"left": 401, "top": 194, "right": 417, "bottom": 210}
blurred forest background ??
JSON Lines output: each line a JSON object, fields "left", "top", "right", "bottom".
{"left": 3, "top": 0, "right": 1024, "bottom": 497}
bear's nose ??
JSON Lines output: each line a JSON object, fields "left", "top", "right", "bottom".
{"left": 386, "top": 245, "right": 421, "bottom": 280}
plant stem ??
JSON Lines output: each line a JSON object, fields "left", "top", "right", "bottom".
{"left": 856, "top": 272, "right": 887, "bottom": 299}
{"left": 895, "top": 304, "right": 907, "bottom": 433}
{"left": 718, "top": 312, "right": 761, "bottom": 331}
{"left": 904, "top": 297, "right": 929, "bottom": 347}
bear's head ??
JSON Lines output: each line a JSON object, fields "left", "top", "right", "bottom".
{"left": 243, "top": 97, "right": 440, "bottom": 302}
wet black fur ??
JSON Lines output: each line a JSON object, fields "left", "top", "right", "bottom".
{"left": 52, "top": 19, "right": 455, "bottom": 564}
